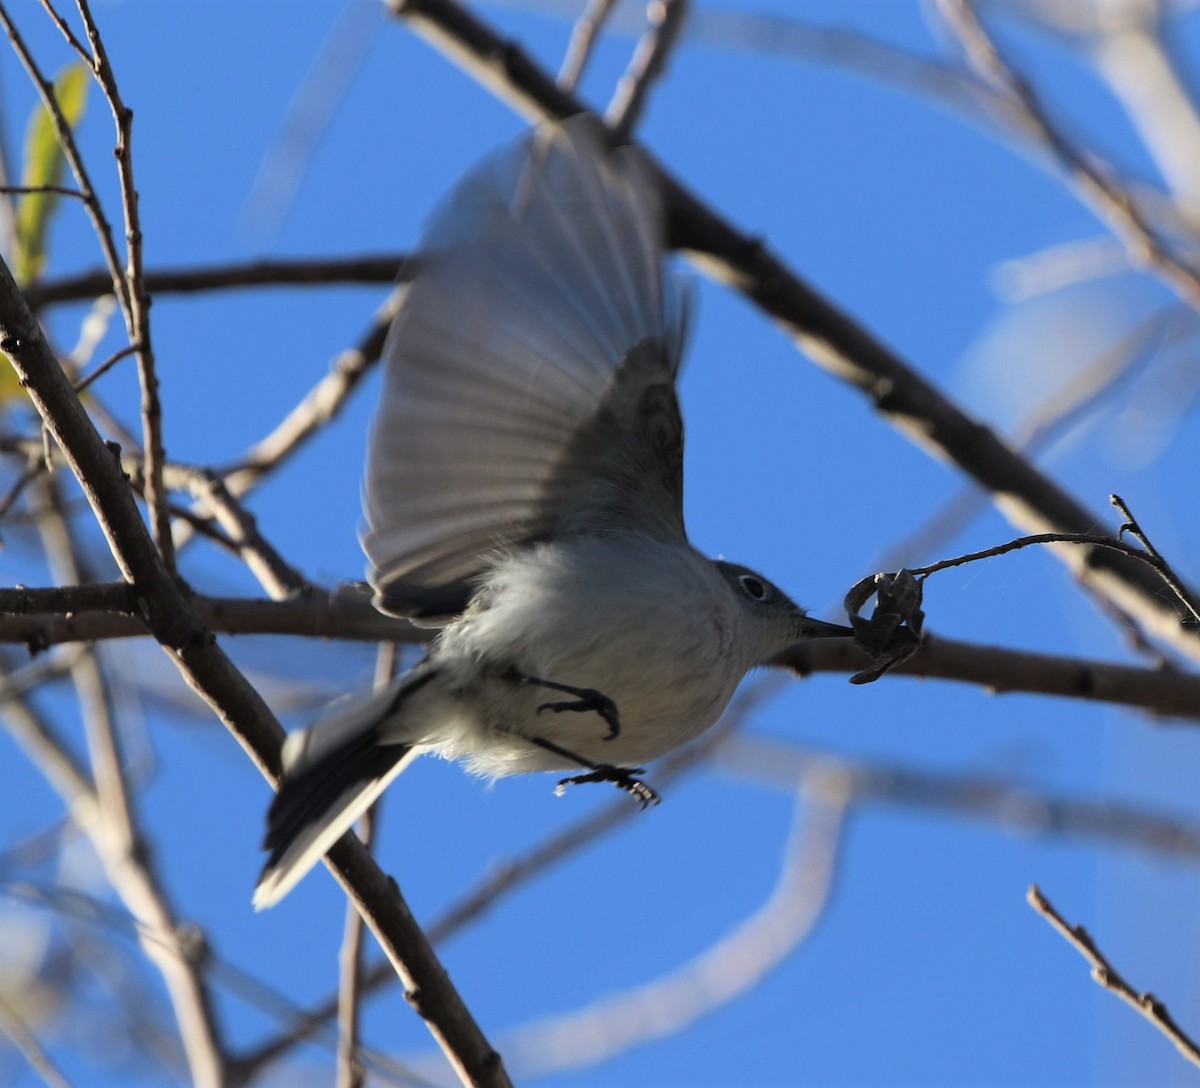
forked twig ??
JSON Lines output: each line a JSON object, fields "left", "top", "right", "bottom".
{"left": 1028, "top": 885, "right": 1200, "bottom": 1069}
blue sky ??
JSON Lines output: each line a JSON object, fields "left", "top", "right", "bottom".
{"left": 4, "top": 2, "right": 1200, "bottom": 1086}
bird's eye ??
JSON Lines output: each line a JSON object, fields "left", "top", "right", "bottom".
{"left": 738, "top": 574, "right": 767, "bottom": 601}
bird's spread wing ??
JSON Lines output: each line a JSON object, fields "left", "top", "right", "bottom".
{"left": 362, "top": 115, "right": 689, "bottom": 620}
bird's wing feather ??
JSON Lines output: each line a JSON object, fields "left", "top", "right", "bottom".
{"left": 362, "top": 115, "right": 689, "bottom": 620}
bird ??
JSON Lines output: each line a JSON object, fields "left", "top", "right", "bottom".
{"left": 253, "top": 114, "right": 853, "bottom": 909}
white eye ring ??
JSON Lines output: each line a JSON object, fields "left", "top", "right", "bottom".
{"left": 738, "top": 574, "right": 767, "bottom": 601}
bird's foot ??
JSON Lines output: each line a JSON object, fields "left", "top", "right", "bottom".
{"left": 536, "top": 689, "right": 621, "bottom": 740}
{"left": 555, "top": 765, "right": 660, "bottom": 809}
{"left": 499, "top": 666, "right": 622, "bottom": 739}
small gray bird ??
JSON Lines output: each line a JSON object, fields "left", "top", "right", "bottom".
{"left": 254, "top": 115, "right": 852, "bottom": 909}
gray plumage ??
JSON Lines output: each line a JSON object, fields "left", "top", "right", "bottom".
{"left": 255, "top": 115, "right": 850, "bottom": 909}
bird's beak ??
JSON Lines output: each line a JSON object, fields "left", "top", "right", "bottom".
{"left": 799, "top": 616, "right": 855, "bottom": 639}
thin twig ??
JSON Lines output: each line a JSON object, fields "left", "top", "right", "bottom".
{"left": 0, "top": 182, "right": 84, "bottom": 199}
{"left": 72, "top": 0, "right": 174, "bottom": 570}
{"left": 0, "top": 4, "right": 128, "bottom": 312}
{"left": 36, "top": 0, "right": 89, "bottom": 63}
{"left": 607, "top": 0, "right": 690, "bottom": 141}
{"left": 1110, "top": 493, "right": 1200, "bottom": 625}
{"left": 184, "top": 471, "right": 309, "bottom": 600}
{"left": 559, "top": 0, "right": 619, "bottom": 91}
{"left": 24, "top": 254, "right": 405, "bottom": 309}
{"left": 72, "top": 341, "right": 140, "bottom": 394}
{"left": 912, "top": 531, "right": 1156, "bottom": 578}
{"left": 1028, "top": 885, "right": 1200, "bottom": 1069}
{"left": 908, "top": 509, "right": 1199, "bottom": 632}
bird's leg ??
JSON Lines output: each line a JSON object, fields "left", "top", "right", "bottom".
{"left": 527, "top": 736, "right": 660, "bottom": 809}
{"left": 497, "top": 666, "right": 621, "bottom": 739}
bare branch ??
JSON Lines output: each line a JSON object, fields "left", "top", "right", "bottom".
{"left": 72, "top": 0, "right": 172, "bottom": 569}
{"left": 72, "top": 341, "right": 140, "bottom": 395}
{"left": 1028, "top": 885, "right": 1200, "bottom": 1069}
{"left": 723, "top": 735, "right": 1200, "bottom": 865}
{"left": 4, "top": 583, "right": 1200, "bottom": 720}
{"left": 28, "top": 470, "right": 228, "bottom": 1084}
{"left": 0, "top": 182, "right": 84, "bottom": 199}
{"left": 184, "top": 471, "right": 309, "bottom": 600}
{"left": 336, "top": 643, "right": 396, "bottom": 1088}
{"left": 23, "top": 254, "right": 405, "bottom": 309}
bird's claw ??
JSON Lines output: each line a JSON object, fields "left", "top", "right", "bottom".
{"left": 554, "top": 765, "right": 660, "bottom": 808}
{"left": 537, "top": 690, "right": 621, "bottom": 740}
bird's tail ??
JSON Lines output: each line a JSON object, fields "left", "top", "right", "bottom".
{"left": 253, "top": 671, "right": 430, "bottom": 909}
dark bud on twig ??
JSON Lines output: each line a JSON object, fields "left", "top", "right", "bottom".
{"left": 844, "top": 569, "right": 925, "bottom": 684}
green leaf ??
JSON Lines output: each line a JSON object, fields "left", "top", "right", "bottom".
{"left": 14, "top": 62, "right": 90, "bottom": 286}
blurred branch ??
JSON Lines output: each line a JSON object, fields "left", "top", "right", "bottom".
{"left": 220, "top": 291, "right": 400, "bottom": 495}
{"left": 29, "top": 471, "right": 228, "bottom": 1085}
{"left": 722, "top": 734, "right": 1200, "bottom": 865}
{"left": 23, "top": 254, "right": 405, "bottom": 309}
{"left": 606, "top": 0, "right": 689, "bottom": 141}
{"left": 0, "top": 673, "right": 225, "bottom": 1084}
{"left": 936, "top": 0, "right": 1200, "bottom": 310}
{"left": 558, "top": 0, "right": 618, "bottom": 90}
{"left": 499, "top": 787, "right": 847, "bottom": 1079}
{"left": 0, "top": 250, "right": 509, "bottom": 1087}
{"left": 336, "top": 644, "right": 396, "bottom": 1088}
{"left": 336, "top": 808, "right": 373, "bottom": 1088}
{"left": 1073, "top": 8, "right": 1200, "bottom": 208}
{"left": 240, "top": 0, "right": 385, "bottom": 241}
{"left": 1028, "top": 885, "right": 1200, "bottom": 1069}
{"left": 0, "top": 990, "right": 73, "bottom": 1088}
{"left": 383, "top": 0, "right": 1200, "bottom": 666}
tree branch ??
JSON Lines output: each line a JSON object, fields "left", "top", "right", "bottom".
{"left": 23, "top": 254, "right": 405, "bottom": 309}
{"left": 3, "top": 583, "right": 1199, "bottom": 720}
{"left": 0, "top": 250, "right": 509, "bottom": 1088}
